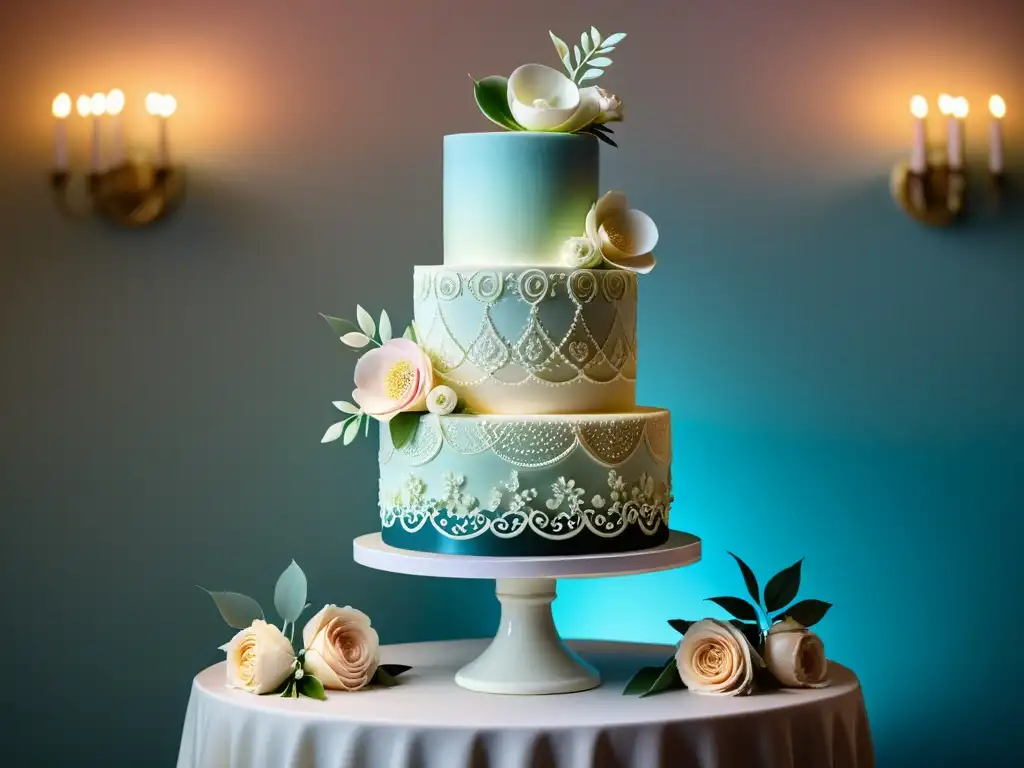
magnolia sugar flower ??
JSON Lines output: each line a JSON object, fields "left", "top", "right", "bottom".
{"left": 594, "top": 88, "right": 623, "bottom": 124}
{"left": 224, "top": 619, "right": 297, "bottom": 694}
{"left": 303, "top": 605, "right": 380, "bottom": 692}
{"left": 676, "top": 618, "right": 763, "bottom": 696}
{"left": 506, "top": 64, "right": 602, "bottom": 133}
{"left": 560, "top": 235, "right": 602, "bottom": 268}
{"left": 764, "top": 617, "right": 829, "bottom": 688}
{"left": 426, "top": 385, "right": 458, "bottom": 415}
{"left": 585, "top": 190, "right": 659, "bottom": 273}
{"left": 352, "top": 338, "right": 433, "bottom": 423}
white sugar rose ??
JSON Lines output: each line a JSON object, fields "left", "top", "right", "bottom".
{"left": 426, "top": 385, "right": 458, "bottom": 415}
{"left": 225, "top": 619, "right": 296, "bottom": 694}
{"left": 764, "top": 617, "right": 829, "bottom": 688}
{"left": 302, "top": 605, "right": 380, "bottom": 691}
{"left": 594, "top": 88, "right": 623, "bottom": 124}
{"left": 561, "top": 236, "right": 602, "bottom": 268}
{"left": 676, "top": 618, "right": 763, "bottom": 696}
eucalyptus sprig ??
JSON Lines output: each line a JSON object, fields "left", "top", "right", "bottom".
{"left": 320, "top": 307, "right": 418, "bottom": 446}
{"left": 548, "top": 27, "right": 626, "bottom": 85}
{"left": 622, "top": 553, "right": 833, "bottom": 697}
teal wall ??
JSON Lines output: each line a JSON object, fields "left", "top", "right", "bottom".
{"left": 1, "top": 0, "right": 1022, "bottom": 765}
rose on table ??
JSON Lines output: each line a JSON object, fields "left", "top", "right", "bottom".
{"left": 624, "top": 553, "right": 832, "bottom": 697}
{"left": 201, "top": 561, "right": 411, "bottom": 699}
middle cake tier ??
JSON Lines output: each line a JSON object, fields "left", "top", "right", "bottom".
{"left": 414, "top": 265, "right": 637, "bottom": 415}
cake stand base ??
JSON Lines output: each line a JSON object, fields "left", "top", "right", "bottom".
{"left": 352, "top": 531, "right": 701, "bottom": 695}
{"left": 454, "top": 578, "right": 599, "bottom": 695}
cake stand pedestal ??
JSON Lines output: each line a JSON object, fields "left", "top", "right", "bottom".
{"left": 353, "top": 531, "right": 701, "bottom": 695}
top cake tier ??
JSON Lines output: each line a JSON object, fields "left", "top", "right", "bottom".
{"left": 444, "top": 132, "right": 598, "bottom": 267}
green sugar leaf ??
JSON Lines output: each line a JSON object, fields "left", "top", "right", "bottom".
{"left": 549, "top": 31, "right": 571, "bottom": 73}
{"left": 640, "top": 661, "right": 684, "bottom": 698}
{"left": 764, "top": 558, "right": 804, "bottom": 613}
{"left": 777, "top": 599, "right": 832, "bottom": 627}
{"left": 705, "top": 596, "right": 760, "bottom": 622}
{"left": 402, "top": 324, "right": 417, "bottom": 342}
{"left": 667, "top": 618, "right": 694, "bottom": 636}
{"left": 728, "top": 551, "right": 762, "bottom": 607}
{"left": 581, "top": 31, "right": 592, "bottom": 54}
{"left": 199, "top": 588, "right": 264, "bottom": 630}
{"left": 333, "top": 401, "right": 360, "bottom": 414}
{"left": 590, "top": 26, "right": 601, "bottom": 48}
{"left": 378, "top": 309, "right": 392, "bottom": 343}
{"left": 342, "top": 417, "right": 361, "bottom": 445}
{"left": 321, "top": 421, "right": 345, "bottom": 443}
{"left": 356, "top": 305, "right": 376, "bottom": 339}
{"left": 473, "top": 75, "right": 523, "bottom": 131}
{"left": 321, "top": 314, "right": 360, "bottom": 338}
{"left": 389, "top": 412, "right": 420, "bottom": 450}
{"left": 587, "top": 129, "right": 617, "bottom": 147}
{"left": 596, "top": 46, "right": 616, "bottom": 54}
{"left": 297, "top": 674, "right": 327, "bottom": 701}
{"left": 622, "top": 665, "right": 663, "bottom": 695}
{"left": 273, "top": 560, "right": 308, "bottom": 624}
{"left": 588, "top": 57, "right": 612, "bottom": 67}
{"left": 602, "top": 32, "right": 627, "bottom": 46}
{"left": 573, "top": 44, "right": 582, "bottom": 67}
{"left": 579, "top": 69, "right": 603, "bottom": 82}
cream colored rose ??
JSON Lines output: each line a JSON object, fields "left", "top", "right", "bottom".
{"left": 302, "top": 605, "right": 380, "bottom": 691}
{"left": 764, "top": 617, "right": 829, "bottom": 688}
{"left": 594, "top": 87, "right": 623, "bottom": 124}
{"left": 225, "top": 619, "right": 296, "bottom": 694}
{"left": 676, "top": 618, "right": 762, "bottom": 696}
{"left": 560, "top": 236, "right": 602, "bottom": 268}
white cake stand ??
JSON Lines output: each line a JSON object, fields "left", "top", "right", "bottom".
{"left": 353, "top": 531, "right": 701, "bottom": 695}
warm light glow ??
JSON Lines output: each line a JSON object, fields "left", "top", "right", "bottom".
{"left": 990, "top": 95, "right": 1006, "bottom": 120}
{"left": 938, "top": 93, "right": 955, "bottom": 116}
{"left": 160, "top": 94, "right": 177, "bottom": 118}
{"left": 106, "top": 89, "right": 125, "bottom": 116}
{"left": 952, "top": 96, "right": 969, "bottom": 119}
{"left": 76, "top": 94, "right": 92, "bottom": 117}
{"left": 910, "top": 95, "right": 928, "bottom": 119}
{"left": 52, "top": 93, "right": 72, "bottom": 119}
{"left": 89, "top": 92, "right": 108, "bottom": 116}
{"left": 145, "top": 91, "right": 165, "bottom": 116}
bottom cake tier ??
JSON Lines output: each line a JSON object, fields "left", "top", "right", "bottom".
{"left": 377, "top": 408, "right": 672, "bottom": 556}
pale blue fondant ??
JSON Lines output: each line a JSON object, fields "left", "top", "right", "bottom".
{"left": 443, "top": 133, "right": 599, "bottom": 267}
{"left": 414, "top": 265, "right": 638, "bottom": 414}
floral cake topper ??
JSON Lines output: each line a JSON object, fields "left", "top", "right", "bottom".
{"left": 472, "top": 26, "right": 626, "bottom": 146}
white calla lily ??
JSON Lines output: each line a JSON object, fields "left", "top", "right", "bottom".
{"left": 507, "top": 64, "right": 580, "bottom": 130}
{"left": 584, "top": 190, "right": 658, "bottom": 273}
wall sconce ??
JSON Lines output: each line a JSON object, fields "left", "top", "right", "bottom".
{"left": 891, "top": 93, "right": 1006, "bottom": 226}
{"left": 50, "top": 89, "right": 185, "bottom": 227}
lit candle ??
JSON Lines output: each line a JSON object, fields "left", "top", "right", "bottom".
{"left": 88, "top": 91, "right": 108, "bottom": 173}
{"left": 106, "top": 89, "right": 126, "bottom": 168}
{"left": 989, "top": 95, "right": 1006, "bottom": 175}
{"left": 945, "top": 96, "right": 968, "bottom": 171}
{"left": 909, "top": 95, "right": 929, "bottom": 174}
{"left": 147, "top": 92, "right": 177, "bottom": 168}
{"left": 52, "top": 93, "right": 72, "bottom": 171}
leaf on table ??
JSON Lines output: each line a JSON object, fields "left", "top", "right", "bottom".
{"left": 199, "top": 588, "right": 264, "bottom": 630}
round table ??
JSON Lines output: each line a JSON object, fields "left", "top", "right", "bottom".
{"left": 177, "top": 639, "right": 874, "bottom": 768}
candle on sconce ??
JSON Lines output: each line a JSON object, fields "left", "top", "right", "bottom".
{"left": 88, "top": 91, "right": 108, "bottom": 173}
{"left": 106, "top": 89, "right": 126, "bottom": 168}
{"left": 51, "top": 93, "right": 72, "bottom": 171}
{"left": 944, "top": 95, "right": 968, "bottom": 171}
{"left": 989, "top": 95, "right": 1006, "bottom": 176}
{"left": 909, "top": 95, "right": 929, "bottom": 174}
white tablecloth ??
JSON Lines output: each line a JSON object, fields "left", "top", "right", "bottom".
{"left": 177, "top": 639, "right": 874, "bottom": 768}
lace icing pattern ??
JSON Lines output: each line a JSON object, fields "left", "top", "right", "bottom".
{"left": 380, "top": 412, "right": 670, "bottom": 470}
{"left": 415, "top": 268, "right": 637, "bottom": 390}
{"left": 380, "top": 469, "right": 671, "bottom": 542}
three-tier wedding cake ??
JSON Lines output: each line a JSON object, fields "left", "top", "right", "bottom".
{"left": 324, "top": 27, "right": 670, "bottom": 558}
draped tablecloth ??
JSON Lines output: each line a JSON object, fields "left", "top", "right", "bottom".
{"left": 177, "top": 638, "right": 874, "bottom": 768}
